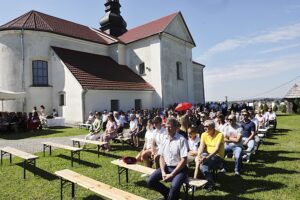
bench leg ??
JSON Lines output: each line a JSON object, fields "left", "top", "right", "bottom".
{"left": 9, "top": 153, "right": 12, "bottom": 164}
{"left": 60, "top": 178, "right": 63, "bottom": 200}
{"left": 71, "top": 182, "right": 75, "bottom": 199}
{"left": 71, "top": 151, "right": 73, "bottom": 167}
{"left": 50, "top": 146, "right": 52, "bottom": 156}
{"left": 0, "top": 150, "right": 3, "bottom": 165}
{"left": 117, "top": 166, "right": 129, "bottom": 185}
{"left": 23, "top": 161, "right": 26, "bottom": 179}
{"left": 97, "top": 145, "right": 100, "bottom": 158}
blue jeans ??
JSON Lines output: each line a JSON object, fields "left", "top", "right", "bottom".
{"left": 200, "top": 153, "right": 223, "bottom": 186}
{"left": 147, "top": 166, "right": 187, "bottom": 200}
{"left": 242, "top": 138, "right": 255, "bottom": 152}
{"left": 225, "top": 144, "right": 242, "bottom": 172}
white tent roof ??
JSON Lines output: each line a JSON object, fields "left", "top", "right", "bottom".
{"left": 0, "top": 88, "right": 26, "bottom": 100}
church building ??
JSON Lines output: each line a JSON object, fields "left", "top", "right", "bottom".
{"left": 0, "top": 0, "right": 205, "bottom": 124}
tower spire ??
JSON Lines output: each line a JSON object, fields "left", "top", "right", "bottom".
{"left": 99, "top": 0, "right": 127, "bottom": 37}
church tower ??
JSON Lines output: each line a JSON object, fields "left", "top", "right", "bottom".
{"left": 99, "top": 0, "right": 127, "bottom": 37}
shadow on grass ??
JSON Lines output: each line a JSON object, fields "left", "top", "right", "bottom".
{"left": 215, "top": 175, "right": 285, "bottom": 199}
{"left": 261, "top": 141, "right": 277, "bottom": 145}
{"left": 255, "top": 150, "right": 300, "bottom": 164}
{"left": 56, "top": 154, "right": 102, "bottom": 168}
{"left": 243, "top": 163, "right": 299, "bottom": 178}
{"left": 0, "top": 126, "right": 73, "bottom": 140}
{"left": 83, "top": 195, "right": 106, "bottom": 200}
{"left": 15, "top": 162, "right": 58, "bottom": 181}
{"left": 83, "top": 149, "right": 121, "bottom": 160}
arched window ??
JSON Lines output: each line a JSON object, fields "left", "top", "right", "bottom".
{"left": 176, "top": 61, "right": 183, "bottom": 80}
{"left": 32, "top": 60, "right": 48, "bottom": 86}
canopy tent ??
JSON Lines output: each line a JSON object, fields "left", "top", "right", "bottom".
{"left": 0, "top": 88, "right": 26, "bottom": 111}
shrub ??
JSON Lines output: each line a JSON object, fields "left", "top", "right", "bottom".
{"left": 279, "top": 104, "right": 287, "bottom": 113}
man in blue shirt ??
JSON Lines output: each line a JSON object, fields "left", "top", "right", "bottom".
{"left": 240, "top": 110, "right": 256, "bottom": 162}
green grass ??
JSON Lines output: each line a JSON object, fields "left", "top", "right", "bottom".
{"left": 0, "top": 127, "right": 89, "bottom": 140}
{"left": 0, "top": 115, "right": 300, "bottom": 199}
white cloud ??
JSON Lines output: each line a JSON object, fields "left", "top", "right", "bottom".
{"left": 199, "top": 23, "right": 300, "bottom": 60}
{"left": 259, "top": 43, "right": 300, "bottom": 54}
{"left": 204, "top": 54, "right": 300, "bottom": 84}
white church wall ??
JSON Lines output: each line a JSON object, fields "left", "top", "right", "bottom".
{"left": 0, "top": 30, "right": 109, "bottom": 113}
{"left": 84, "top": 90, "right": 154, "bottom": 114}
{"left": 160, "top": 35, "right": 193, "bottom": 107}
{"left": 125, "top": 36, "right": 162, "bottom": 108}
{"left": 193, "top": 63, "right": 205, "bottom": 103}
{"left": 164, "top": 15, "right": 194, "bottom": 45}
{"left": 0, "top": 31, "right": 24, "bottom": 111}
{"left": 51, "top": 50, "right": 84, "bottom": 124}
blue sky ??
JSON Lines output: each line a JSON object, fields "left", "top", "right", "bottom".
{"left": 1, "top": 0, "right": 300, "bottom": 101}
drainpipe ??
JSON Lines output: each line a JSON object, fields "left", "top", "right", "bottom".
{"left": 20, "top": 29, "right": 25, "bottom": 112}
{"left": 158, "top": 32, "right": 164, "bottom": 108}
{"left": 81, "top": 89, "right": 87, "bottom": 123}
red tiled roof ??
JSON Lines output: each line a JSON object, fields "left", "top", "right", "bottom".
{"left": 0, "top": 10, "right": 116, "bottom": 44}
{"left": 118, "top": 12, "right": 178, "bottom": 44}
{"left": 52, "top": 47, "right": 154, "bottom": 91}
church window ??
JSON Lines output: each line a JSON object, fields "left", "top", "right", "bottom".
{"left": 111, "top": 100, "right": 119, "bottom": 111}
{"left": 138, "top": 63, "right": 145, "bottom": 75}
{"left": 32, "top": 60, "right": 48, "bottom": 86}
{"left": 135, "top": 99, "right": 142, "bottom": 110}
{"left": 59, "top": 93, "right": 65, "bottom": 106}
{"left": 176, "top": 62, "right": 183, "bottom": 80}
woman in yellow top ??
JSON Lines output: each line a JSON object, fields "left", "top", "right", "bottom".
{"left": 194, "top": 119, "right": 224, "bottom": 191}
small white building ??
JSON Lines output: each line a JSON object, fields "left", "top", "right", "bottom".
{"left": 0, "top": 0, "right": 205, "bottom": 124}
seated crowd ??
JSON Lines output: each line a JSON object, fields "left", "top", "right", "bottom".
{"left": 0, "top": 105, "right": 60, "bottom": 132}
{"left": 82, "top": 103, "right": 276, "bottom": 199}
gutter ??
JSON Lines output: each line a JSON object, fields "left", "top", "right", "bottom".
{"left": 20, "top": 29, "right": 25, "bottom": 112}
{"left": 81, "top": 89, "right": 87, "bottom": 123}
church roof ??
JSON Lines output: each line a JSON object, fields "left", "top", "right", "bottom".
{"left": 284, "top": 84, "right": 300, "bottom": 99}
{"left": 52, "top": 47, "right": 154, "bottom": 91}
{"left": 119, "top": 12, "right": 180, "bottom": 44}
{"left": 0, "top": 10, "right": 116, "bottom": 44}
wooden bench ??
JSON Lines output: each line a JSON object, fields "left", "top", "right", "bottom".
{"left": 111, "top": 159, "right": 155, "bottom": 184}
{"left": 70, "top": 138, "right": 107, "bottom": 157}
{"left": 0, "top": 146, "right": 38, "bottom": 179}
{"left": 111, "top": 159, "right": 207, "bottom": 200}
{"left": 113, "top": 136, "right": 132, "bottom": 148}
{"left": 42, "top": 142, "right": 82, "bottom": 167}
{"left": 78, "top": 123, "right": 91, "bottom": 129}
{"left": 55, "top": 169, "right": 147, "bottom": 200}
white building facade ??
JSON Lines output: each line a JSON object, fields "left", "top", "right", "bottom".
{"left": 0, "top": 1, "right": 205, "bottom": 124}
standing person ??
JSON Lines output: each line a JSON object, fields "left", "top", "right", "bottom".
{"left": 240, "top": 110, "right": 256, "bottom": 162}
{"left": 147, "top": 118, "right": 188, "bottom": 200}
{"left": 85, "top": 112, "right": 103, "bottom": 141}
{"left": 224, "top": 115, "right": 243, "bottom": 175}
{"left": 101, "top": 110, "right": 108, "bottom": 130}
{"left": 194, "top": 120, "right": 224, "bottom": 191}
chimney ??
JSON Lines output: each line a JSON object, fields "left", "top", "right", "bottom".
{"left": 99, "top": 0, "right": 127, "bottom": 37}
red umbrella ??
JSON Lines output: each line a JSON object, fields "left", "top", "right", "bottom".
{"left": 175, "top": 102, "right": 193, "bottom": 111}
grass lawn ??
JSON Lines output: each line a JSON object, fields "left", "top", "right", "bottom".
{"left": 0, "top": 126, "right": 89, "bottom": 140}
{"left": 0, "top": 115, "right": 299, "bottom": 199}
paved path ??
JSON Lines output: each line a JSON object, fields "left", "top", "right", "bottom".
{"left": 0, "top": 134, "right": 86, "bottom": 154}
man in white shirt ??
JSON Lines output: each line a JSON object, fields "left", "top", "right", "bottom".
{"left": 224, "top": 115, "right": 243, "bottom": 175}
{"left": 151, "top": 116, "right": 166, "bottom": 168}
{"left": 114, "top": 111, "right": 125, "bottom": 134}
{"left": 265, "top": 107, "right": 277, "bottom": 130}
{"left": 147, "top": 117, "right": 188, "bottom": 200}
